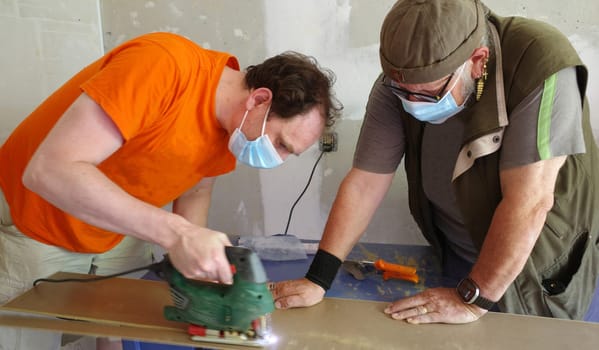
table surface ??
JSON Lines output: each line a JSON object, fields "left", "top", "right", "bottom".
{"left": 119, "top": 241, "right": 444, "bottom": 349}
{"left": 4, "top": 274, "right": 599, "bottom": 350}
{"left": 263, "top": 241, "right": 444, "bottom": 302}
{"left": 3, "top": 242, "right": 599, "bottom": 350}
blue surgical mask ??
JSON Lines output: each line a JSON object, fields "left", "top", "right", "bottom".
{"left": 396, "top": 65, "right": 466, "bottom": 124}
{"left": 228, "top": 106, "right": 284, "bottom": 169}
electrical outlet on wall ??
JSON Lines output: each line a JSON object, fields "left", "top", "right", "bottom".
{"left": 319, "top": 131, "right": 338, "bottom": 152}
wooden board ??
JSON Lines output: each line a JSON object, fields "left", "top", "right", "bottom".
{"left": 2, "top": 272, "right": 599, "bottom": 350}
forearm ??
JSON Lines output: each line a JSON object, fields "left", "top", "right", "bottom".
{"left": 469, "top": 197, "right": 549, "bottom": 301}
{"left": 23, "top": 160, "right": 186, "bottom": 249}
{"left": 468, "top": 157, "right": 565, "bottom": 302}
{"left": 172, "top": 178, "right": 215, "bottom": 226}
{"left": 319, "top": 168, "right": 394, "bottom": 260}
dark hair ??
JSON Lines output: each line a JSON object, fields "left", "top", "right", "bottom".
{"left": 244, "top": 51, "right": 342, "bottom": 127}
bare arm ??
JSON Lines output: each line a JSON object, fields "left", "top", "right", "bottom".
{"left": 273, "top": 167, "right": 394, "bottom": 308}
{"left": 385, "top": 156, "right": 566, "bottom": 323}
{"left": 23, "top": 93, "right": 232, "bottom": 283}
{"left": 469, "top": 155, "right": 566, "bottom": 300}
{"left": 319, "top": 168, "right": 395, "bottom": 260}
{"left": 173, "top": 177, "right": 216, "bottom": 227}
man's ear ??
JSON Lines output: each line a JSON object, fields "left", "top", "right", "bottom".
{"left": 246, "top": 87, "right": 273, "bottom": 110}
{"left": 470, "top": 46, "right": 490, "bottom": 79}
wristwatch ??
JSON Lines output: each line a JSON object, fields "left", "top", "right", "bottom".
{"left": 456, "top": 277, "right": 496, "bottom": 310}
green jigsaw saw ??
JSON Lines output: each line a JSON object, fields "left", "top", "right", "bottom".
{"left": 155, "top": 246, "right": 276, "bottom": 347}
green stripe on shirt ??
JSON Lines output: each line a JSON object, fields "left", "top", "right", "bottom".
{"left": 537, "top": 73, "right": 557, "bottom": 160}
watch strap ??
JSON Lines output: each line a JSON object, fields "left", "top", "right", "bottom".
{"left": 457, "top": 277, "right": 496, "bottom": 310}
{"left": 472, "top": 293, "right": 495, "bottom": 310}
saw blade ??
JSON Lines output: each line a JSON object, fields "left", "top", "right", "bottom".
{"left": 188, "top": 314, "right": 276, "bottom": 348}
{"left": 190, "top": 333, "right": 276, "bottom": 347}
{"left": 257, "top": 313, "right": 272, "bottom": 338}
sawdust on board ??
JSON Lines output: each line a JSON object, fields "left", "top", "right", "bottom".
{"left": 292, "top": 331, "right": 395, "bottom": 350}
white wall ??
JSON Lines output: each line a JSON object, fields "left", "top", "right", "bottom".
{"left": 0, "top": 0, "right": 103, "bottom": 142}
{"left": 1, "top": 0, "right": 598, "bottom": 246}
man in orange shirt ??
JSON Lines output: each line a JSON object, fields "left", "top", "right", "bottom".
{"left": 0, "top": 32, "right": 341, "bottom": 349}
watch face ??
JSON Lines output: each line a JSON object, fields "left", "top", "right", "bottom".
{"left": 457, "top": 278, "right": 479, "bottom": 303}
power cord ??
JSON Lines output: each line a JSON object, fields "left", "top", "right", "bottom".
{"left": 283, "top": 150, "right": 325, "bottom": 235}
{"left": 33, "top": 151, "right": 327, "bottom": 284}
{"left": 32, "top": 260, "right": 165, "bottom": 286}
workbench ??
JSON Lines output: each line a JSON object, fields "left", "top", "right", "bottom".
{"left": 120, "top": 242, "right": 599, "bottom": 349}
{"left": 121, "top": 242, "right": 444, "bottom": 349}
{"left": 1, "top": 242, "right": 598, "bottom": 349}
{"left": 265, "top": 242, "right": 446, "bottom": 301}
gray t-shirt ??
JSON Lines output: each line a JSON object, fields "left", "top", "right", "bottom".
{"left": 354, "top": 67, "right": 584, "bottom": 262}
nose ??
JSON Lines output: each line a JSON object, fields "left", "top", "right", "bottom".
{"left": 407, "top": 94, "right": 421, "bottom": 102}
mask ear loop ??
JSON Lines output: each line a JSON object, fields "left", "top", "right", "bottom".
{"left": 260, "top": 105, "right": 271, "bottom": 136}
{"left": 238, "top": 110, "right": 250, "bottom": 130}
{"left": 446, "top": 62, "right": 467, "bottom": 96}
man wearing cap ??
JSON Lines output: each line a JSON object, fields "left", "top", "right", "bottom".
{"left": 272, "top": 0, "right": 599, "bottom": 324}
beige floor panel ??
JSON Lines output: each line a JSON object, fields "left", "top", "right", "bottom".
{"left": 1, "top": 272, "right": 598, "bottom": 349}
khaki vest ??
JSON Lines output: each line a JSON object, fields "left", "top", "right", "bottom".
{"left": 401, "top": 11, "right": 599, "bottom": 319}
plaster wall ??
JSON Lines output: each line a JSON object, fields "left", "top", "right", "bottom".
{"left": 0, "top": 0, "right": 102, "bottom": 142}
{"left": 1, "top": 0, "right": 598, "bottom": 246}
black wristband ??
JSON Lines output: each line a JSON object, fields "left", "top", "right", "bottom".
{"left": 305, "top": 249, "right": 342, "bottom": 291}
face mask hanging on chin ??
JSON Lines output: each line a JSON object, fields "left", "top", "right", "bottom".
{"left": 228, "top": 106, "right": 284, "bottom": 169}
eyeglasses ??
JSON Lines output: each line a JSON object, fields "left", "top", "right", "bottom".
{"left": 382, "top": 73, "right": 455, "bottom": 103}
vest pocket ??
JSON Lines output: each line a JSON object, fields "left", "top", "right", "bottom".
{"left": 540, "top": 231, "right": 598, "bottom": 319}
